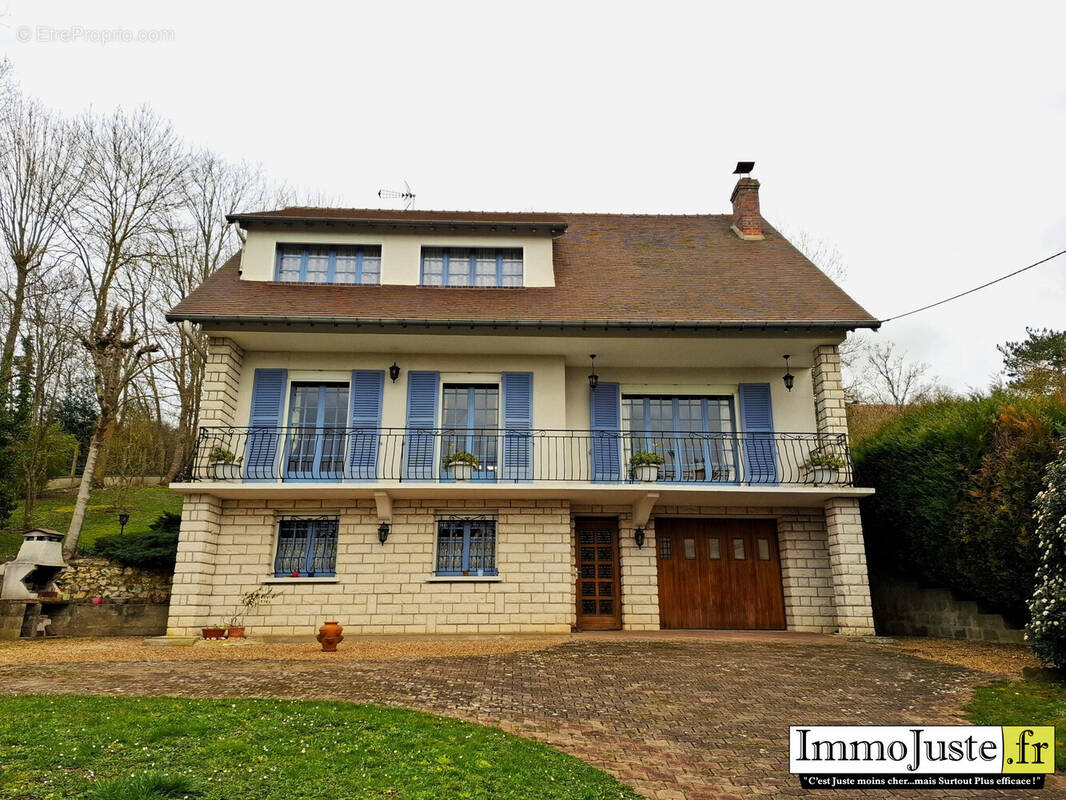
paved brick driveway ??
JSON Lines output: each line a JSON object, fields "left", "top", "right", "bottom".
{"left": 0, "top": 634, "right": 1054, "bottom": 798}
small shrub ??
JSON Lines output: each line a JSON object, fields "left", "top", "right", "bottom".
{"left": 88, "top": 529, "right": 179, "bottom": 572}
{"left": 1027, "top": 444, "right": 1066, "bottom": 668}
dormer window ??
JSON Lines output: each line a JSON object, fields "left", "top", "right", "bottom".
{"left": 420, "top": 247, "right": 523, "bottom": 287}
{"left": 276, "top": 244, "right": 382, "bottom": 285}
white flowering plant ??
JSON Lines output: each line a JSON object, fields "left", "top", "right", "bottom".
{"left": 1025, "top": 441, "right": 1066, "bottom": 668}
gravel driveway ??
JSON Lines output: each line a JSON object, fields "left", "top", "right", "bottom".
{"left": 0, "top": 635, "right": 1054, "bottom": 799}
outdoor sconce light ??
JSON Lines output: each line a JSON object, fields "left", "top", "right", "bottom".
{"left": 634, "top": 526, "right": 646, "bottom": 549}
{"left": 389, "top": 362, "right": 401, "bottom": 382}
{"left": 588, "top": 354, "right": 599, "bottom": 389}
{"left": 118, "top": 511, "right": 130, "bottom": 535}
{"left": 782, "top": 354, "right": 794, "bottom": 392}
{"left": 378, "top": 521, "right": 391, "bottom": 545}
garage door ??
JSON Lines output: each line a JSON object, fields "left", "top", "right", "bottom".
{"left": 656, "top": 518, "right": 785, "bottom": 630}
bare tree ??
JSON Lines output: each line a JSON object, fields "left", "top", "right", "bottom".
{"left": 62, "top": 106, "right": 186, "bottom": 556}
{"left": 0, "top": 92, "right": 82, "bottom": 391}
{"left": 857, "top": 341, "right": 939, "bottom": 406}
{"left": 156, "top": 152, "right": 269, "bottom": 483}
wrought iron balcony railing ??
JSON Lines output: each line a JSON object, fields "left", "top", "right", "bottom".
{"left": 181, "top": 426, "right": 853, "bottom": 487}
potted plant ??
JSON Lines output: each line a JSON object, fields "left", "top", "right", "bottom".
{"left": 443, "top": 450, "right": 480, "bottom": 481}
{"left": 803, "top": 451, "right": 846, "bottom": 485}
{"left": 201, "top": 623, "right": 227, "bottom": 640}
{"left": 208, "top": 445, "right": 243, "bottom": 480}
{"left": 629, "top": 449, "right": 666, "bottom": 482}
{"left": 226, "top": 586, "right": 282, "bottom": 639}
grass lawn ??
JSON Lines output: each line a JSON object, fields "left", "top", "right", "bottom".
{"left": 0, "top": 487, "right": 182, "bottom": 559}
{"left": 0, "top": 695, "right": 639, "bottom": 800}
{"left": 964, "top": 681, "right": 1066, "bottom": 770}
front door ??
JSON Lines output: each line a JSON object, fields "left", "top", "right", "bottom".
{"left": 656, "top": 518, "right": 785, "bottom": 629}
{"left": 575, "top": 517, "right": 622, "bottom": 630}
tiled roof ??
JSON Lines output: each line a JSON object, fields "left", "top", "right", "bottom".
{"left": 169, "top": 209, "right": 878, "bottom": 329}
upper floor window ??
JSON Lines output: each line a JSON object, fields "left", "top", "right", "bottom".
{"left": 421, "top": 247, "right": 523, "bottom": 287}
{"left": 276, "top": 244, "right": 382, "bottom": 285}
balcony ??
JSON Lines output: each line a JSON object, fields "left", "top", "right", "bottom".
{"left": 180, "top": 426, "right": 854, "bottom": 488}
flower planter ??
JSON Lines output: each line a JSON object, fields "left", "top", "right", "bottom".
{"left": 211, "top": 461, "right": 241, "bottom": 480}
{"left": 317, "top": 620, "right": 344, "bottom": 652}
{"left": 201, "top": 627, "right": 226, "bottom": 640}
{"left": 634, "top": 464, "right": 661, "bottom": 483}
{"left": 227, "top": 626, "right": 246, "bottom": 640}
{"left": 806, "top": 467, "right": 840, "bottom": 485}
{"left": 451, "top": 463, "right": 474, "bottom": 482}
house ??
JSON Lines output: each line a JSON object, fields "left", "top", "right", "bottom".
{"left": 165, "top": 174, "right": 879, "bottom": 637}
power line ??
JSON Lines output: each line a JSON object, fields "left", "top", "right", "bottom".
{"left": 879, "top": 248, "right": 1066, "bottom": 324}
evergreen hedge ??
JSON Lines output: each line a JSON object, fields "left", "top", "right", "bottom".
{"left": 853, "top": 392, "right": 1066, "bottom": 626}
{"left": 86, "top": 511, "right": 181, "bottom": 572}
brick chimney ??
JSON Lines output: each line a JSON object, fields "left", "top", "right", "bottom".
{"left": 730, "top": 177, "right": 764, "bottom": 240}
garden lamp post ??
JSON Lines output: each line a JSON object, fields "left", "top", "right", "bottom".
{"left": 118, "top": 511, "right": 130, "bottom": 536}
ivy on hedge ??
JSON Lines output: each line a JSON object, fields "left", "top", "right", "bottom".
{"left": 853, "top": 391, "right": 1066, "bottom": 627}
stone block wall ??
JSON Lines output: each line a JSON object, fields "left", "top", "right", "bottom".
{"left": 167, "top": 497, "right": 573, "bottom": 637}
{"left": 870, "top": 575, "right": 1025, "bottom": 643}
{"left": 55, "top": 558, "right": 172, "bottom": 603}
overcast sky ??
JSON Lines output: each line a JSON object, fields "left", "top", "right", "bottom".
{"left": 2, "top": 1, "right": 1064, "bottom": 391}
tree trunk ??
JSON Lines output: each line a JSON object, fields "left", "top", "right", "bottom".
{"left": 162, "top": 417, "right": 190, "bottom": 485}
{"left": 0, "top": 260, "right": 28, "bottom": 389}
{"left": 64, "top": 427, "right": 104, "bottom": 558}
{"left": 91, "top": 416, "right": 115, "bottom": 487}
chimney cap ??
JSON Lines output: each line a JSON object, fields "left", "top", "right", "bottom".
{"left": 733, "top": 161, "right": 755, "bottom": 175}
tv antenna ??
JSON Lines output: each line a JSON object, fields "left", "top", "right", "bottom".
{"left": 378, "top": 179, "right": 416, "bottom": 210}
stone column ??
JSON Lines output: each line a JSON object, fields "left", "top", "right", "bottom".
{"left": 199, "top": 337, "right": 244, "bottom": 427}
{"left": 811, "top": 344, "right": 848, "bottom": 438}
{"left": 619, "top": 516, "right": 660, "bottom": 631}
{"left": 166, "top": 493, "right": 222, "bottom": 635}
{"left": 825, "top": 497, "right": 875, "bottom": 636}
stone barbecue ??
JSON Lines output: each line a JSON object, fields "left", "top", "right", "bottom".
{"left": 0, "top": 529, "right": 68, "bottom": 601}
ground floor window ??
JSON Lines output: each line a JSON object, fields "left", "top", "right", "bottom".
{"left": 435, "top": 517, "right": 497, "bottom": 576}
{"left": 274, "top": 516, "right": 339, "bottom": 577}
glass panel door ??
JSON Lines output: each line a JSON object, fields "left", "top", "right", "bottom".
{"left": 441, "top": 384, "right": 498, "bottom": 481}
{"left": 622, "top": 395, "right": 738, "bottom": 483}
{"left": 285, "top": 383, "right": 349, "bottom": 479}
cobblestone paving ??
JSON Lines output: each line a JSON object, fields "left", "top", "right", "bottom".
{"left": 0, "top": 638, "right": 1056, "bottom": 799}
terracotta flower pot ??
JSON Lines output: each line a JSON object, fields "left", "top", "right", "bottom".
{"left": 227, "top": 626, "right": 246, "bottom": 639}
{"left": 201, "top": 627, "right": 226, "bottom": 640}
{"left": 317, "top": 620, "right": 344, "bottom": 652}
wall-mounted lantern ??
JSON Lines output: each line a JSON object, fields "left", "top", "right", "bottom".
{"left": 634, "top": 526, "right": 646, "bottom": 549}
{"left": 389, "top": 362, "right": 401, "bottom": 383}
{"left": 782, "top": 354, "right": 794, "bottom": 392}
{"left": 378, "top": 521, "right": 391, "bottom": 544}
{"left": 588, "top": 354, "right": 599, "bottom": 389}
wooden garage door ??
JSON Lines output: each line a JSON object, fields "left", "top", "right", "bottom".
{"left": 656, "top": 518, "right": 785, "bottom": 630}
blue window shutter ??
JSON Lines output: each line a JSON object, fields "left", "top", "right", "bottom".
{"left": 590, "top": 382, "right": 621, "bottom": 481}
{"left": 403, "top": 371, "right": 439, "bottom": 480}
{"left": 347, "top": 370, "right": 384, "bottom": 479}
{"left": 501, "top": 372, "right": 533, "bottom": 481}
{"left": 738, "top": 383, "right": 778, "bottom": 484}
{"left": 244, "top": 368, "right": 287, "bottom": 480}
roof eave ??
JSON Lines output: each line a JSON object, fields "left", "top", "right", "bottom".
{"left": 227, "top": 214, "right": 568, "bottom": 237}
{"left": 164, "top": 312, "right": 881, "bottom": 333}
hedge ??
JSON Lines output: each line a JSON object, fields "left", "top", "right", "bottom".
{"left": 85, "top": 511, "right": 181, "bottom": 572}
{"left": 853, "top": 392, "right": 1066, "bottom": 626}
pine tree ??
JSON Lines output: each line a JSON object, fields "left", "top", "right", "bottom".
{"left": 1026, "top": 442, "right": 1066, "bottom": 667}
